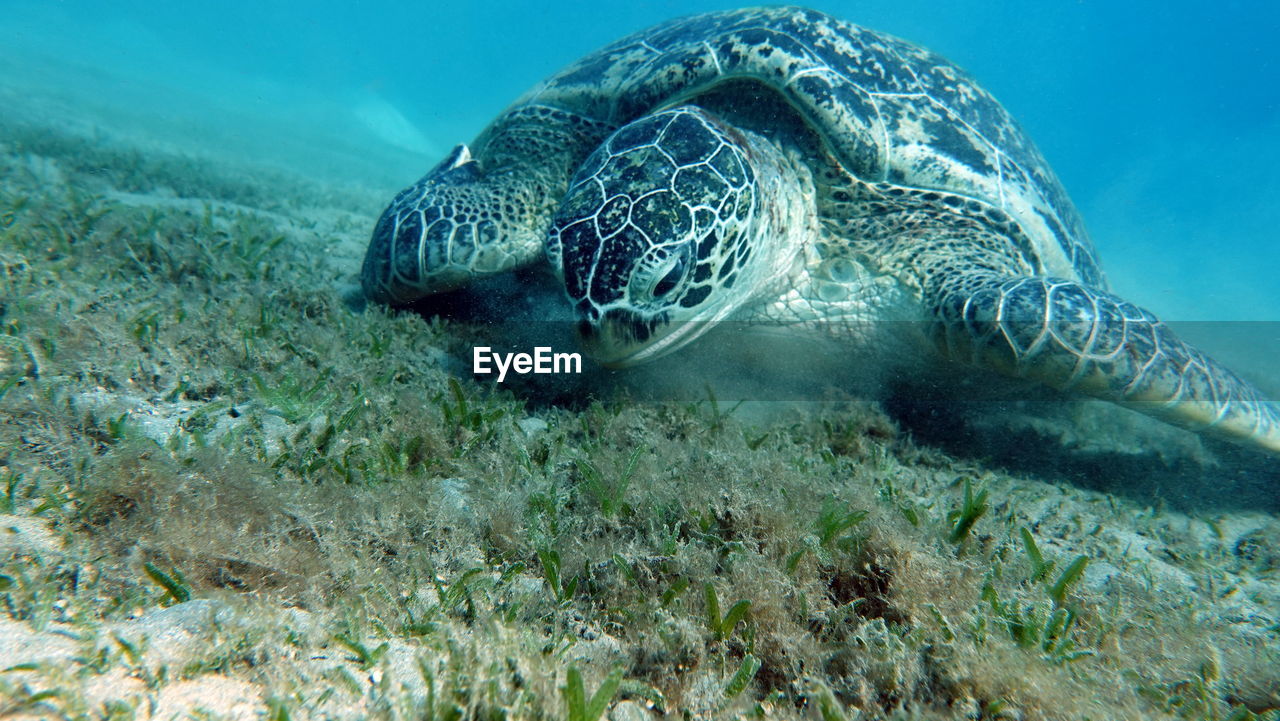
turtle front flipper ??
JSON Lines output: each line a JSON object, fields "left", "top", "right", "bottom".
{"left": 362, "top": 106, "right": 613, "bottom": 305}
{"left": 931, "top": 272, "right": 1280, "bottom": 453}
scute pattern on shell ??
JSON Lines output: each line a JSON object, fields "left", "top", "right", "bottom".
{"left": 500, "top": 5, "right": 1102, "bottom": 288}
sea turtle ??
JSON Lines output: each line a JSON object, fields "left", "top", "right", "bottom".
{"left": 361, "top": 6, "right": 1280, "bottom": 453}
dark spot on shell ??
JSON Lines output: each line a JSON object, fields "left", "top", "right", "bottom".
{"left": 596, "top": 195, "right": 631, "bottom": 238}
{"left": 680, "top": 284, "right": 712, "bottom": 307}
{"left": 696, "top": 230, "right": 718, "bottom": 259}
{"left": 717, "top": 252, "right": 736, "bottom": 278}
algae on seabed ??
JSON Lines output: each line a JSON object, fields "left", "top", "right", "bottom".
{"left": 0, "top": 114, "right": 1278, "bottom": 721}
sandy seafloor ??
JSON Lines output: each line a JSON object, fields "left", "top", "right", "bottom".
{"left": 2, "top": 11, "right": 1280, "bottom": 721}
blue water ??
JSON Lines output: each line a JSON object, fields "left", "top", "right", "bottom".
{"left": 7, "top": 0, "right": 1279, "bottom": 329}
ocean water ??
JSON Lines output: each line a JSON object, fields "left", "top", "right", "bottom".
{"left": 8, "top": 1, "right": 1278, "bottom": 319}
{"left": 4, "top": 5, "right": 1280, "bottom": 716}
{"left": 5, "top": 0, "right": 1278, "bottom": 387}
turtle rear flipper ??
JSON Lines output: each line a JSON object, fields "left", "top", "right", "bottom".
{"left": 931, "top": 272, "right": 1280, "bottom": 453}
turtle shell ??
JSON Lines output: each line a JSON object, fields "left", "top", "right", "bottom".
{"left": 480, "top": 6, "right": 1102, "bottom": 287}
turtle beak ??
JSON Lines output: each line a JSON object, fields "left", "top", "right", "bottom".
{"left": 576, "top": 307, "right": 710, "bottom": 368}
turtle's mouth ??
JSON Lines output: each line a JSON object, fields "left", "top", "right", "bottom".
{"left": 577, "top": 308, "right": 714, "bottom": 368}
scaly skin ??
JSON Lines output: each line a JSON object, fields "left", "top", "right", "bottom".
{"left": 932, "top": 273, "right": 1280, "bottom": 452}
{"left": 361, "top": 105, "right": 613, "bottom": 303}
{"left": 362, "top": 6, "right": 1280, "bottom": 455}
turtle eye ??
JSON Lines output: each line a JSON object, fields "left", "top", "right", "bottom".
{"left": 652, "top": 260, "right": 684, "bottom": 297}
{"left": 644, "top": 254, "right": 687, "bottom": 301}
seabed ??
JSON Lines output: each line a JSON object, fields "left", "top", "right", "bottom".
{"left": 0, "top": 82, "right": 1278, "bottom": 721}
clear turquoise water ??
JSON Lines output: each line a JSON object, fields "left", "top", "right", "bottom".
{"left": 7, "top": 0, "right": 1278, "bottom": 330}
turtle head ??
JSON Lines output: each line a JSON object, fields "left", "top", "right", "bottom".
{"left": 362, "top": 144, "right": 542, "bottom": 304}
{"left": 549, "top": 106, "right": 812, "bottom": 367}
